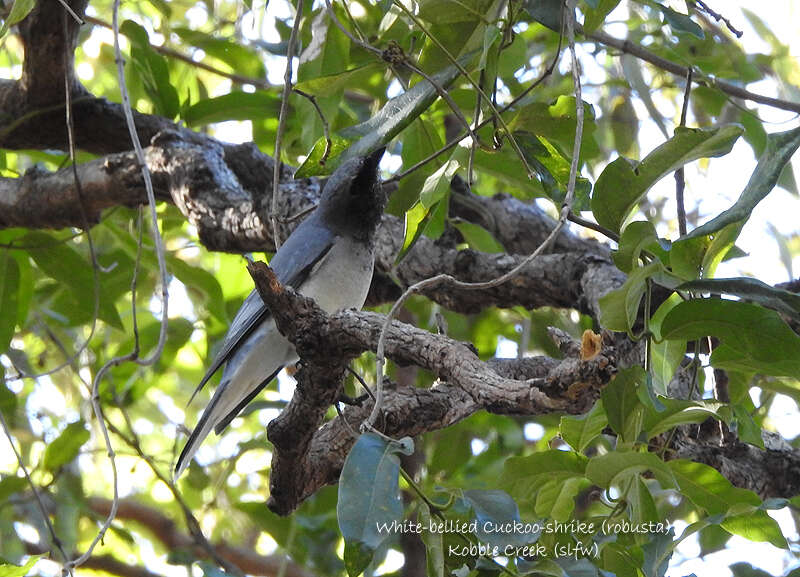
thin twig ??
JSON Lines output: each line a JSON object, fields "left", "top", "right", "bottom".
{"left": 384, "top": 42, "right": 563, "bottom": 185}
{"left": 675, "top": 68, "right": 692, "bottom": 236}
{"left": 365, "top": 1, "right": 585, "bottom": 431}
{"left": 586, "top": 26, "right": 800, "bottom": 115}
{"left": 271, "top": 0, "right": 304, "bottom": 252}
{"left": 391, "top": 0, "right": 535, "bottom": 178}
{"left": 65, "top": 1, "right": 171, "bottom": 569}
{"left": 691, "top": 0, "right": 742, "bottom": 38}
{"left": 55, "top": 0, "right": 84, "bottom": 24}
{"left": 0, "top": 411, "right": 73, "bottom": 571}
{"left": 293, "top": 88, "right": 332, "bottom": 165}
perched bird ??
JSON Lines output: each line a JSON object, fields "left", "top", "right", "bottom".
{"left": 175, "top": 149, "right": 386, "bottom": 478}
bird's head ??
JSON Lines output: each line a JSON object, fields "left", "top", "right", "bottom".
{"left": 316, "top": 147, "right": 386, "bottom": 241}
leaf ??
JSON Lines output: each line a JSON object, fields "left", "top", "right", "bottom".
{"left": 167, "top": 256, "right": 229, "bottom": 323}
{"left": 0, "top": 0, "right": 35, "bottom": 38}
{"left": 721, "top": 510, "right": 788, "bottom": 549}
{"left": 337, "top": 433, "right": 413, "bottom": 563}
{"left": 598, "top": 261, "right": 662, "bottom": 332}
{"left": 23, "top": 232, "right": 123, "bottom": 330}
{"left": 515, "top": 131, "right": 592, "bottom": 208}
{"left": 0, "top": 555, "right": 42, "bottom": 577}
{"left": 642, "top": 397, "right": 728, "bottom": 439}
{"left": 585, "top": 451, "right": 675, "bottom": 490}
{"left": 0, "top": 475, "right": 27, "bottom": 503}
{"left": 600, "top": 367, "right": 645, "bottom": 444}
{"left": 559, "top": 400, "right": 608, "bottom": 452}
{"left": 121, "top": 20, "right": 179, "bottom": 119}
{"left": 510, "top": 96, "right": 599, "bottom": 162}
{"left": 295, "top": 63, "right": 383, "bottom": 97}
{"left": 534, "top": 476, "right": 585, "bottom": 521}
{"left": 677, "top": 277, "right": 800, "bottom": 322}
{"left": 731, "top": 404, "right": 764, "bottom": 449}
{"left": 683, "top": 126, "right": 800, "bottom": 241}
{"left": 668, "top": 460, "right": 760, "bottom": 516}
{"left": 452, "top": 220, "right": 504, "bottom": 253}
{"left": 43, "top": 420, "right": 90, "bottom": 472}
{"left": 659, "top": 6, "right": 704, "bottom": 39}
{"left": 613, "top": 220, "right": 660, "bottom": 273}
{"left": 583, "top": 0, "right": 622, "bottom": 33}
{"left": 419, "top": 504, "right": 445, "bottom": 577}
{"left": 0, "top": 252, "right": 20, "bottom": 352}
{"left": 522, "top": 0, "right": 564, "bottom": 32}
{"left": 661, "top": 299, "right": 800, "bottom": 378}
{"left": 671, "top": 221, "right": 741, "bottom": 280}
{"left": 650, "top": 292, "right": 685, "bottom": 394}
{"left": 500, "top": 450, "right": 587, "bottom": 506}
{"left": 592, "top": 125, "right": 744, "bottom": 233}
{"left": 420, "top": 157, "right": 461, "bottom": 208}
{"left": 182, "top": 92, "right": 280, "bottom": 127}
{"left": 295, "top": 59, "right": 468, "bottom": 178}
{"left": 465, "top": 490, "right": 537, "bottom": 547}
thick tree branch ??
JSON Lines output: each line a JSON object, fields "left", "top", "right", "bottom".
{"left": 247, "top": 262, "right": 617, "bottom": 514}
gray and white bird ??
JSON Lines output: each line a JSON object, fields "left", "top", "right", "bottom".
{"left": 175, "top": 149, "right": 386, "bottom": 478}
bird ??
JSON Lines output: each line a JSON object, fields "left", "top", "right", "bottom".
{"left": 175, "top": 148, "right": 386, "bottom": 478}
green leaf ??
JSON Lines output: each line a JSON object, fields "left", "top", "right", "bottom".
{"left": 668, "top": 460, "right": 760, "bottom": 516}
{"left": 420, "top": 157, "right": 461, "bottom": 208}
{"left": 465, "top": 490, "right": 537, "bottom": 547}
{"left": 660, "top": 6, "right": 704, "bottom": 38}
{"left": 671, "top": 221, "right": 741, "bottom": 280}
{"left": 452, "top": 220, "right": 504, "bottom": 253}
{"left": 613, "top": 220, "right": 661, "bottom": 273}
{"left": 182, "top": 92, "right": 280, "bottom": 127}
{"left": 585, "top": 451, "right": 675, "bottom": 490}
{"left": 721, "top": 510, "right": 788, "bottom": 549}
{"left": 523, "top": 0, "right": 564, "bottom": 32}
{"left": 583, "top": 0, "right": 622, "bottom": 34}
{"left": 559, "top": 400, "right": 608, "bottom": 452}
{"left": 515, "top": 131, "right": 592, "bottom": 208}
{"left": 397, "top": 200, "right": 438, "bottom": 264}
{"left": 296, "top": 59, "right": 468, "bottom": 178}
{"left": 642, "top": 397, "right": 728, "bottom": 439}
{"left": 337, "top": 433, "right": 413, "bottom": 556}
{"left": 600, "top": 367, "right": 645, "bottom": 444}
{"left": 0, "top": 252, "right": 20, "bottom": 352}
{"left": 534, "top": 476, "right": 585, "bottom": 521}
{"left": 731, "top": 404, "right": 764, "bottom": 449}
{"left": 0, "top": 475, "right": 27, "bottom": 503}
{"left": 167, "top": 256, "right": 229, "bottom": 323}
{"left": 0, "top": 0, "right": 35, "bottom": 38}
{"left": 592, "top": 125, "right": 743, "bottom": 233}
{"left": 661, "top": 299, "right": 800, "bottom": 378}
{"left": 43, "top": 420, "right": 90, "bottom": 472}
{"left": 0, "top": 555, "right": 42, "bottom": 577}
{"left": 23, "top": 232, "right": 123, "bottom": 330}
{"left": 500, "top": 450, "right": 587, "bottom": 505}
{"left": 510, "top": 96, "right": 599, "bottom": 162}
{"left": 598, "top": 261, "right": 662, "bottom": 332}
{"left": 419, "top": 504, "right": 445, "bottom": 577}
{"left": 650, "top": 294, "right": 685, "bottom": 396}
{"left": 677, "top": 277, "right": 800, "bottom": 322}
{"left": 121, "top": 20, "right": 179, "bottom": 119}
{"left": 683, "top": 126, "right": 800, "bottom": 241}
{"left": 295, "top": 63, "right": 382, "bottom": 97}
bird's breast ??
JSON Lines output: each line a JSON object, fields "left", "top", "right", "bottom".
{"left": 300, "top": 237, "right": 375, "bottom": 313}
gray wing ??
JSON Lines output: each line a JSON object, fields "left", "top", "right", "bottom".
{"left": 188, "top": 216, "right": 336, "bottom": 401}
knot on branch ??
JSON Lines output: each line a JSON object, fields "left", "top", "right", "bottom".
{"left": 381, "top": 40, "right": 406, "bottom": 65}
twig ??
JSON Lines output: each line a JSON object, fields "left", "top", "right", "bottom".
{"left": 567, "top": 212, "right": 620, "bottom": 243}
{"left": 0, "top": 411, "right": 73, "bottom": 570}
{"left": 366, "top": 1, "right": 585, "bottom": 431}
{"left": 675, "top": 68, "right": 692, "bottom": 236}
{"left": 271, "top": 0, "right": 304, "bottom": 251}
{"left": 586, "top": 27, "right": 800, "bottom": 115}
{"left": 293, "top": 88, "right": 332, "bottom": 165}
{"left": 55, "top": 0, "right": 84, "bottom": 24}
{"left": 391, "top": 0, "right": 535, "bottom": 179}
{"left": 384, "top": 42, "right": 563, "bottom": 185}
{"left": 65, "top": 1, "right": 171, "bottom": 570}
{"left": 691, "top": 0, "right": 743, "bottom": 38}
